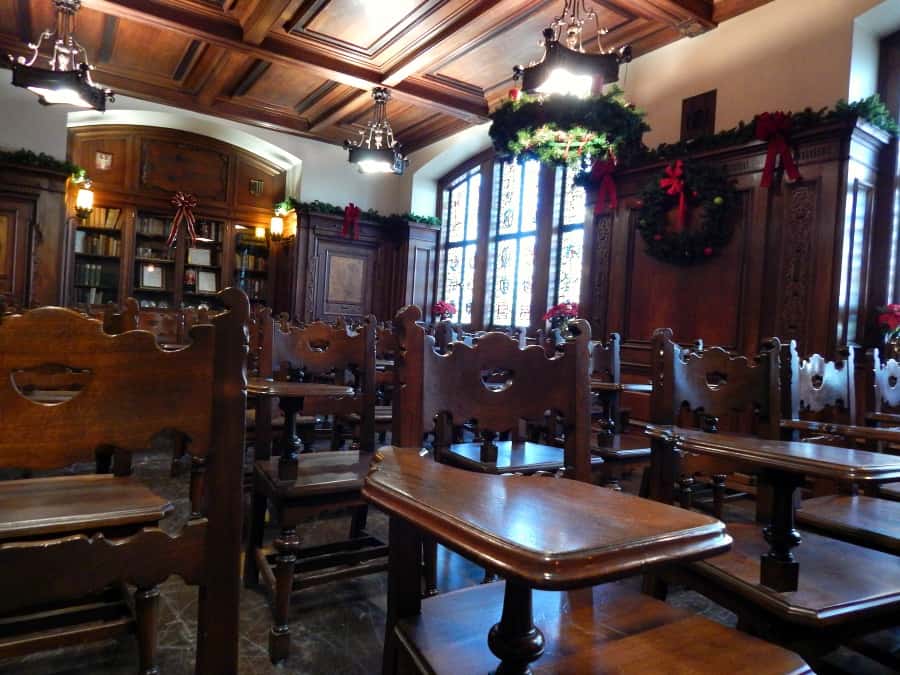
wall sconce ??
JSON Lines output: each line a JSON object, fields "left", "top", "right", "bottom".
{"left": 75, "top": 183, "right": 94, "bottom": 220}
{"left": 270, "top": 215, "right": 284, "bottom": 242}
{"left": 255, "top": 226, "right": 266, "bottom": 240}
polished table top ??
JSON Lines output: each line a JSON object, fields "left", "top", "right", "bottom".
{"left": 246, "top": 377, "right": 354, "bottom": 399}
{"left": 591, "top": 380, "right": 652, "bottom": 393}
{"left": 645, "top": 424, "right": 900, "bottom": 482}
{"left": 363, "top": 447, "right": 731, "bottom": 589}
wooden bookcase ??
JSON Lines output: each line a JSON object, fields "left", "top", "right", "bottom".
{"left": 65, "top": 125, "right": 284, "bottom": 310}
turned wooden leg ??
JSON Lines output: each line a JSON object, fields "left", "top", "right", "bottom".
{"left": 760, "top": 470, "right": 805, "bottom": 592}
{"left": 277, "top": 397, "right": 303, "bottom": 481}
{"left": 270, "top": 527, "right": 300, "bottom": 664}
{"left": 243, "top": 491, "right": 267, "bottom": 587}
{"left": 384, "top": 517, "right": 422, "bottom": 675}
{"left": 678, "top": 475, "right": 695, "bottom": 509}
{"left": 135, "top": 586, "right": 160, "bottom": 675}
{"left": 349, "top": 504, "right": 369, "bottom": 539}
{"left": 422, "top": 536, "right": 439, "bottom": 597}
{"left": 488, "top": 580, "right": 545, "bottom": 675}
{"left": 712, "top": 473, "right": 727, "bottom": 520}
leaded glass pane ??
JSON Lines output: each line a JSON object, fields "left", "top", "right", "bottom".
{"left": 515, "top": 235, "right": 536, "bottom": 327}
{"left": 499, "top": 162, "right": 521, "bottom": 235}
{"left": 563, "top": 169, "right": 586, "bottom": 226}
{"left": 557, "top": 228, "right": 584, "bottom": 303}
{"left": 461, "top": 243, "right": 476, "bottom": 324}
{"left": 493, "top": 239, "right": 517, "bottom": 325}
{"left": 448, "top": 182, "right": 468, "bottom": 243}
{"left": 445, "top": 246, "right": 463, "bottom": 307}
{"left": 465, "top": 173, "right": 481, "bottom": 241}
{"left": 520, "top": 160, "right": 540, "bottom": 232}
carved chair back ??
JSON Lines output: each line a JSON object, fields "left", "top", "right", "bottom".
{"left": 0, "top": 288, "right": 248, "bottom": 669}
{"left": 591, "top": 333, "right": 623, "bottom": 433}
{"left": 650, "top": 328, "right": 781, "bottom": 438}
{"left": 781, "top": 341, "right": 856, "bottom": 427}
{"left": 260, "top": 313, "right": 376, "bottom": 451}
{"left": 872, "top": 348, "right": 900, "bottom": 415}
{"left": 393, "top": 306, "right": 593, "bottom": 481}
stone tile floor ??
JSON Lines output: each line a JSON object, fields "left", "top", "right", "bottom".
{"left": 0, "top": 448, "right": 897, "bottom": 674}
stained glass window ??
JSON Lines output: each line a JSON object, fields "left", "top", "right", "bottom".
{"left": 490, "top": 159, "right": 541, "bottom": 327}
{"left": 554, "top": 167, "right": 586, "bottom": 304}
{"left": 442, "top": 167, "right": 480, "bottom": 324}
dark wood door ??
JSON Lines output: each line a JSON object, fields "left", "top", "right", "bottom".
{"left": 0, "top": 195, "right": 35, "bottom": 306}
{"left": 313, "top": 239, "right": 377, "bottom": 322}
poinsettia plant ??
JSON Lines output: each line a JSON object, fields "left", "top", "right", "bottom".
{"left": 877, "top": 304, "right": 900, "bottom": 338}
{"left": 543, "top": 302, "right": 579, "bottom": 329}
{"left": 432, "top": 300, "right": 457, "bottom": 320}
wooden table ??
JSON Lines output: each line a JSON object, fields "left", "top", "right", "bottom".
{"left": 364, "top": 447, "right": 731, "bottom": 674}
{"left": 645, "top": 425, "right": 900, "bottom": 592}
{"left": 247, "top": 377, "right": 353, "bottom": 472}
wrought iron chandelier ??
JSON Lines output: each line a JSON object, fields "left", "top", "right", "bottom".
{"left": 9, "top": 0, "right": 113, "bottom": 110}
{"left": 344, "top": 87, "right": 408, "bottom": 176}
{"left": 514, "top": 0, "right": 632, "bottom": 99}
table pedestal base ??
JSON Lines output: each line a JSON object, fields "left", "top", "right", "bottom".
{"left": 760, "top": 470, "right": 804, "bottom": 593}
{"left": 488, "top": 580, "right": 544, "bottom": 675}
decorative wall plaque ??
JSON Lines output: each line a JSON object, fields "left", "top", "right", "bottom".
{"left": 249, "top": 178, "right": 265, "bottom": 195}
{"left": 95, "top": 151, "right": 113, "bottom": 171}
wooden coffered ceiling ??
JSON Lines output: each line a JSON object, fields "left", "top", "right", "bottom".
{"left": 0, "top": 0, "right": 772, "bottom": 152}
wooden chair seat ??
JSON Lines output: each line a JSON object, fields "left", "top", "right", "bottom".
{"left": 682, "top": 522, "right": 900, "bottom": 629}
{"left": 0, "top": 474, "right": 172, "bottom": 542}
{"left": 254, "top": 452, "right": 373, "bottom": 499}
{"left": 396, "top": 580, "right": 811, "bottom": 674}
{"left": 440, "top": 441, "right": 604, "bottom": 475}
{"left": 796, "top": 495, "right": 900, "bottom": 554}
{"left": 592, "top": 433, "right": 652, "bottom": 459}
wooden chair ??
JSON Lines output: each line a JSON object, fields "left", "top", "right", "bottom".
{"left": 590, "top": 333, "right": 652, "bottom": 489}
{"left": 393, "top": 305, "right": 599, "bottom": 482}
{"left": 778, "top": 341, "right": 900, "bottom": 556}
{"left": 368, "top": 449, "right": 812, "bottom": 675}
{"left": 243, "top": 314, "right": 386, "bottom": 664}
{"left": 0, "top": 287, "right": 247, "bottom": 674}
{"left": 645, "top": 328, "right": 900, "bottom": 669}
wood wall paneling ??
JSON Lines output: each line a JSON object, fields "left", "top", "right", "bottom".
{"left": 139, "top": 139, "right": 231, "bottom": 203}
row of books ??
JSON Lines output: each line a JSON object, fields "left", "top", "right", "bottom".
{"left": 235, "top": 250, "right": 267, "bottom": 272}
{"left": 237, "top": 277, "right": 267, "bottom": 300}
{"left": 194, "top": 219, "right": 224, "bottom": 243}
{"left": 136, "top": 216, "right": 170, "bottom": 237}
{"left": 83, "top": 207, "right": 122, "bottom": 230}
{"left": 75, "top": 231, "right": 122, "bottom": 257}
{"left": 74, "top": 262, "right": 118, "bottom": 288}
{"left": 73, "top": 287, "right": 111, "bottom": 306}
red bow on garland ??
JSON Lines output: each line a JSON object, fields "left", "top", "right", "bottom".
{"left": 342, "top": 203, "right": 361, "bottom": 240}
{"left": 167, "top": 192, "right": 198, "bottom": 248}
{"left": 590, "top": 156, "right": 618, "bottom": 214}
{"left": 755, "top": 111, "right": 802, "bottom": 188}
{"left": 659, "top": 160, "right": 687, "bottom": 233}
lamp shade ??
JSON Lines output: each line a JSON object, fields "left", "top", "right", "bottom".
{"left": 270, "top": 216, "right": 284, "bottom": 239}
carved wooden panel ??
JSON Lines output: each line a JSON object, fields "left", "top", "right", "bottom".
{"left": 139, "top": 139, "right": 230, "bottom": 203}
{"left": 773, "top": 181, "right": 817, "bottom": 347}
{"left": 80, "top": 136, "right": 129, "bottom": 192}
{"left": 0, "top": 198, "right": 34, "bottom": 305}
{"left": 591, "top": 213, "right": 613, "bottom": 336}
{"left": 313, "top": 240, "right": 376, "bottom": 320}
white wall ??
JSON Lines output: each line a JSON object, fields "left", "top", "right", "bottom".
{"left": 618, "top": 0, "right": 885, "bottom": 148}
{"left": 0, "top": 83, "right": 70, "bottom": 159}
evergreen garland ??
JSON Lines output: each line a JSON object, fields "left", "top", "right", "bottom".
{"left": 0, "top": 148, "right": 82, "bottom": 175}
{"left": 489, "top": 86, "right": 649, "bottom": 168}
{"left": 636, "top": 162, "right": 736, "bottom": 265}
{"left": 283, "top": 198, "right": 440, "bottom": 227}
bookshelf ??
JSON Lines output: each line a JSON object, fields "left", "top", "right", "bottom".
{"left": 182, "top": 218, "right": 225, "bottom": 307}
{"left": 72, "top": 206, "right": 124, "bottom": 306}
{"left": 233, "top": 226, "right": 270, "bottom": 304}
{"left": 134, "top": 212, "right": 177, "bottom": 308}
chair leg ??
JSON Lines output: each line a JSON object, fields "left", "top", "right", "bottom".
{"left": 422, "top": 536, "right": 439, "bottom": 597}
{"left": 135, "top": 586, "right": 160, "bottom": 675}
{"left": 270, "top": 527, "right": 300, "bottom": 664}
{"left": 243, "top": 491, "right": 267, "bottom": 588}
{"left": 349, "top": 504, "right": 369, "bottom": 539}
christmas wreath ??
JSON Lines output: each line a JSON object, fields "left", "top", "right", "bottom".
{"left": 635, "top": 161, "right": 736, "bottom": 265}
{"left": 488, "top": 86, "right": 648, "bottom": 168}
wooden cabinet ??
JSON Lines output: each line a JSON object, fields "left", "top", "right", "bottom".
{"left": 582, "top": 118, "right": 889, "bottom": 420}
{"left": 0, "top": 163, "right": 68, "bottom": 308}
{"left": 65, "top": 126, "right": 284, "bottom": 309}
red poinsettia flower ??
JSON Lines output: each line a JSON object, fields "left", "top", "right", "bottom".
{"left": 432, "top": 300, "right": 457, "bottom": 319}
{"left": 878, "top": 304, "right": 900, "bottom": 332}
{"left": 543, "top": 302, "right": 579, "bottom": 321}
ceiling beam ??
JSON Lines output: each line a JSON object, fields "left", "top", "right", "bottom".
{"left": 235, "top": 0, "right": 298, "bottom": 45}
{"left": 81, "top": 0, "right": 489, "bottom": 122}
{"left": 309, "top": 92, "right": 372, "bottom": 133}
{"left": 616, "top": 0, "right": 716, "bottom": 33}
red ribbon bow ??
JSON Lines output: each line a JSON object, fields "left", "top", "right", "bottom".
{"left": 755, "top": 111, "right": 802, "bottom": 188}
{"left": 659, "top": 160, "right": 687, "bottom": 233}
{"left": 590, "top": 157, "right": 618, "bottom": 214}
{"left": 167, "top": 192, "right": 198, "bottom": 248}
{"left": 342, "top": 203, "right": 361, "bottom": 240}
